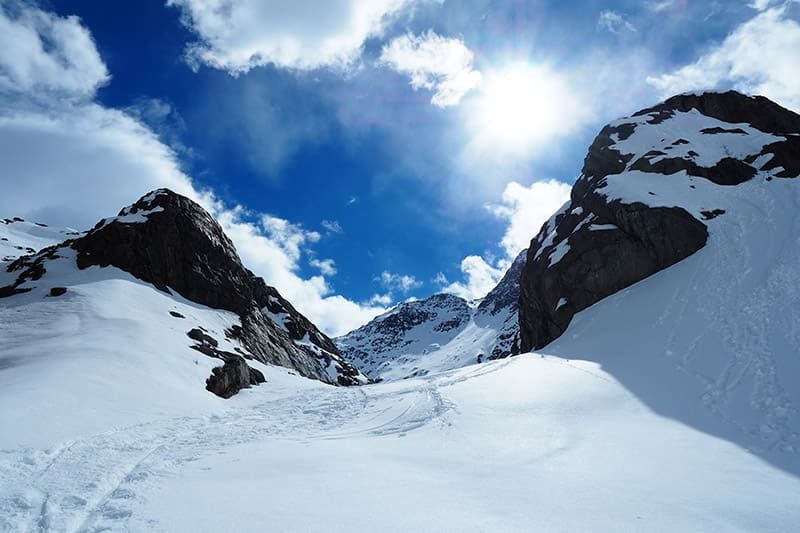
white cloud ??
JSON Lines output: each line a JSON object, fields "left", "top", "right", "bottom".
{"left": 367, "top": 293, "right": 393, "bottom": 306}
{"left": 168, "top": 0, "right": 429, "bottom": 74}
{"left": 597, "top": 10, "right": 637, "bottom": 34}
{"left": 442, "top": 255, "right": 504, "bottom": 301}
{"left": 321, "top": 220, "right": 343, "bottom": 234}
{"left": 378, "top": 271, "right": 422, "bottom": 293}
{"left": 0, "top": 2, "right": 108, "bottom": 97}
{"left": 648, "top": 7, "right": 800, "bottom": 112}
{"left": 309, "top": 258, "right": 337, "bottom": 276}
{"left": 489, "top": 180, "right": 572, "bottom": 260}
{"left": 749, "top": 0, "right": 776, "bottom": 10}
{"left": 380, "top": 31, "right": 482, "bottom": 107}
{"left": 0, "top": 1, "right": 384, "bottom": 337}
{"left": 647, "top": 0, "right": 678, "bottom": 12}
{"left": 260, "top": 214, "right": 320, "bottom": 263}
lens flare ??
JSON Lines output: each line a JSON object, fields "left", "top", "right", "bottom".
{"left": 466, "top": 62, "right": 586, "bottom": 154}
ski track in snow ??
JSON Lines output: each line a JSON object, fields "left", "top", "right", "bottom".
{"left": 0, "top": 363, "right": 510, "bottom": 533}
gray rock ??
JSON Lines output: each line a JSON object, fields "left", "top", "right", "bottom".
{"left": 518, "top": 91, "right": 800, "bottom": 352}
{"left": 205, "top": 356, "right": 266, "bottom": 399}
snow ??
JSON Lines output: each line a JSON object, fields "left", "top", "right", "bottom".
{"left": 0, "top": 219, "right": 77, "bottom": 262}
{"left": 3, "top": 200, "right": 800, "bottom": 530}
{"left": 612, "top": 110, "right": 779, "bottom": 169}
{"left": 95, "top": 206, "right": 164, "bottom": 229}
{"left": 337, "top": 294, "right": 517, "bottom": 381}
{"left": 263, "top": 307, "right": 290, "bottom": 333}
{"left": 2, "top": 103, "right": 800, "bottom": 531}
{"left": 550, "top": 171, "right": 800, "bottom": 459}
{"left": 588, "top": 223, "right": 618, "bottom": 231}
{"left": 2, "top": 354, "right": 798, "bottom": 532}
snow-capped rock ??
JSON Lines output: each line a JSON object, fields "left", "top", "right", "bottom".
{"left": 0, "top": 189, "right": 368, "bottom": 394}
{"left": 337, "top": 250, "right": 525, "bottom": 380}
{"left": 0, "top": 217, "right": 81, "bottom": 263}
{"left": 519, "top": 91, "right": 800, "bottom": 351}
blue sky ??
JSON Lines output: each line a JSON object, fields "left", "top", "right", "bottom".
{"left": 1, "top": 0, "right": 799, "bottom": 335}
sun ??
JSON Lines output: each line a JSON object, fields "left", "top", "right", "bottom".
{"left": 466, "top": 62, "right": 579, "bottom": 153}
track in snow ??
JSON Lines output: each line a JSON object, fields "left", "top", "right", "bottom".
{"left": 0, "top": 364, "right": 507, "bottom": 533}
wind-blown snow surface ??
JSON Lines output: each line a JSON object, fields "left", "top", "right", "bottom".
{"left": 546, "top": 172, "right": 800, "bottom": 466}
{"left": 2, "top": 355, "right": 799, "bottom": 532}
{"left": 0, "top": 218, "right": 79, "bottom": 262}
{"left": 2, "top": 222, "right": 799, "bottom": 531}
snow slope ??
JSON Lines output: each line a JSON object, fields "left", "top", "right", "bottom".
{"left": 0, "top": 218, "right": 79, "bottom": 263}
{"left": 544, "top": 171, "right": 800, "bottom": 468}
{"left": 2, "top": 356, "right": 798, "bottom": 532}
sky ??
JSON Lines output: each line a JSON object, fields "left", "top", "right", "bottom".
{"left": 1, "top": 0, "right": 799, "bottom": 336}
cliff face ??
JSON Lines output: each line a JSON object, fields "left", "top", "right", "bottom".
{"left": 1, "top": 189, "right": 368, "bottom": 393}
{"left": 518, "top": 91, "right": 800, "bottom": 352}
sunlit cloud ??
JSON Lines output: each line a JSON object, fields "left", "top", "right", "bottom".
{"left": 648, "top": 7, "right": 800, "bottom": 112}
{"left": 379, "top": 31, "right": 482, "bottom": 107}
{"left": 462, "top": 62, "right": 594, "bottom": 156}
{"left": 597, "top": 10, "right": 637, "bottom": 33}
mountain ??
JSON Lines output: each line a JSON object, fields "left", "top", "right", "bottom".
{"left": 517, "top": 90, "right": 800, "bottom": 458}
{"left": 0, "top": 189, "right": 367, "bottom": 400}
{"left": 2, "top": 92, "right": 800, "bottom": 532}
{"left": 519, "top": 90, "right": 800, "bottom": 351}
{"left": 0, "top": 217, "right": 81, "bottom": 262}
{"left": 336, "top": 250, "right": 525, "bottom": 380}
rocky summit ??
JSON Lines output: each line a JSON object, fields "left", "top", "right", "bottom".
{"left": 337, "top": 250, "right": 526, "bottom": 380}
{"left": 518, "top": 91, "right": 800, "bottom": 352}
{"left": 0, "top": 189, "right": 368, "bottom": 395}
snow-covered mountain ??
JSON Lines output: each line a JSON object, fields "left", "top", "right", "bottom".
{"left": 0, "top": 189, "right": 367, "bottom": 401}
{"left": 2, "top": 91, "right": 800, "bottom": 532}
{"left": 519, "top": 90, "right": 800, "bottom": 457}
{"left": 336, "top": 250, "right": 525, "bottom": 380}
{"left": 0, "top": 217, "right": 81, "bottom": 262}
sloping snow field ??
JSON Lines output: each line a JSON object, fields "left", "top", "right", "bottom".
{"left": 2, "top": 114, "right": 800, "bottom": 531}
{"left": 1, "top": 241, "right": 799, "bottom": 532}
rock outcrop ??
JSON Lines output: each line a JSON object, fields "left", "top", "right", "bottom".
{"left": 518, "top": 91, "right": 800, "bottom": 352}
{"left": 1, "top": 189, "right": 369, "bottom": 391}
{"left": 205, "top": 357, "right": 266, "bottom": 399}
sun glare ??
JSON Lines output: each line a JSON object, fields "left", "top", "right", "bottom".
{"left": 467, "top": 62, "right": 578, "bottom": 153}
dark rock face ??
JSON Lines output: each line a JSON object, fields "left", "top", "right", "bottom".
{"left": 518, "top": 91, "right": 800, "bottom": 352}
{"left": 1, "top": 189, "right": 368, "bottom": 389}
{"left": 519, "top": 203, "right": 707, "bottom": 351}
{"left": 48, "top": 287, "right": 67, "bottom": 297}
{"left": 72, "top": 190, "right": 257, "bottom": 315}
{"left": 475, "top": 249, "right": 527, "bottom": 359}
{"left": 205, "top": 357, "right": 266, "bottom": 399}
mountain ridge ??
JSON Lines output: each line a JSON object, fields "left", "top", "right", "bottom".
{"left": 0, "top": 189, "right": 368, "bottom": 395}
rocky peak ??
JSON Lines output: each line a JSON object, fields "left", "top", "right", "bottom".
{"left": 477, "top": 249, "right": 527, "bottom": 317}
{"left": 74, "top": 189, "right": 255, "bottom": 315}
{"left": 519, "top": 91, "right": 800, "bottom": 352}
{"left": 337, "top": 252, "right": 527, "bottom": 380}
{"left": 1, "top": 189, "right": 368, "bottom": 391}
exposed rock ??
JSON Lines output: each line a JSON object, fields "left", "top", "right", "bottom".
{"left": 48, "top": 287, "right": 67, "bottom": 297}
{"left": 169, "top": 311, "right": 186, "bottom": 318}
{"left": 205, "top": 356, "right": 266, "bottom": 399}
{"left": 337, "top": 250, "right": 527, "bottom": 379}
{"left": 1, "top": 189, "right": 369, "bottom": 389}
{"left": 519, "top": 91, "right": 800, "bottom": 352}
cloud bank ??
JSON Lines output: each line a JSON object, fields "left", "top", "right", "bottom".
{"left": 649, "top": 6, "right": 800, "bottom": 112}
{"left": 0, "top": 1, "right": 384, "bottom": 336}
{"left": 168, "top": 0, "right": 431, "bottom": 73}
